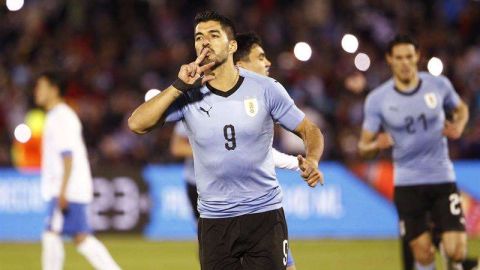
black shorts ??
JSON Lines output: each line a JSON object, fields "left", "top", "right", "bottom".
{"left": 394, "top": 183, "right": 466, "bottom": 242}
{"left": 198, "top": 208, "right": 289, "bottom": 270}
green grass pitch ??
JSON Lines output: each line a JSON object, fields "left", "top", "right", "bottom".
{"left": 0, "top": 236, "right": 478, "bottom": 269}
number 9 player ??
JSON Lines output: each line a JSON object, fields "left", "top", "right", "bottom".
{"left": 128, "top": 11, "right": 325, "bottom": 270}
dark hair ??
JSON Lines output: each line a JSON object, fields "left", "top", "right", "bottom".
{"left": 386, "top": 34, "right": 419, "bottom": 55}
{"left": 38, "top": 71, "right": 67, "bottom": 96}
{"left": 194, "top": 11, "right": 236, "bottom": 40}
{"left": 233, "top": 32, "right": 262, "bottom": 63}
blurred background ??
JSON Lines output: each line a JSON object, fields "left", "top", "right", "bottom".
{"left": 0, "top": 0, "right": 479, "bottom": 269}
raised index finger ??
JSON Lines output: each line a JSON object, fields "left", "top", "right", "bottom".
{"left": 199, "top": 61, "right": 215, "bottom": 73}
{"left": 195, "top": 48, "right": 208, "bottom": 65}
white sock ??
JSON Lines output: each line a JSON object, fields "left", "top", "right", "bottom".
{"left": 42, "top": 232, "right": 64, "bottom": 270}
{"left": 77, "top": 236, "right": 121, "bottom": 270}
{"left": 415, "top": 261, "right": 435, "bottom": 270}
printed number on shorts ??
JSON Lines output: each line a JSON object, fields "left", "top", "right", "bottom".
{"left": 449, "top": 193, "right": 461, "bottom": 215}
{"left": 283, "top": 239, "right": 288, "bottom": 266}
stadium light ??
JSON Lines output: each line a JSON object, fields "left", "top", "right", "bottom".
{"left": 6, "top": 0, "right": 24, "bottom": 11}
{"left": 14, "top": 123, "right": 32, "bottom": 143}
{"left": 144, "top": 89, "right": 161, "bottom": 102}
{"left": 293, "top": 42, "right": 312, "bottom": 62}
{"left": 354, "top": 53, "right": 371, "bottom": 71}
{"left": 427, "top": 57, "right": 443, "bottom": 76}
{"left": 341, "top": 34, "right": 359, "bottom": 54}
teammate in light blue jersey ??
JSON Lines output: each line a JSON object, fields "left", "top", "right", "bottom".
{"left": 358, "top": 35, "right": 473, "bottom": 270}
{"left": 129, "top": 11, "right": 324, "bottom": 270}
{"left": 363, "top": 71, "right": 459, "bottom": 186}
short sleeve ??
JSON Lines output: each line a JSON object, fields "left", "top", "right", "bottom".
{"left": 55, "top": 114, "right": 78, "bottom": 154}
{"left": 265, "top": 80, "right": 305, "bottom": 131}
{"left": 173, "top": 121, "right": 188, "bottom": 137}
{"left": 164, "top": 95, "right": 187, "bottom": 122}
{"left": 362, "top": 93, "right": 382, "bottom": 133}
{"left": 440, "top": 76, "right": 461, "bottom": 110}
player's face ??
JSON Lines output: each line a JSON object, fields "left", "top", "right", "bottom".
{"left": 34, "top": 77, "right": 55, "bottom": 107}
{"left": 194, "top": 21, "right": 236, "bottom": 68}
{"left": 386, "top": 44, "right": 419, "bottom": 83}
{"left": 237, "top": 44, "right": 271, "bottom": 76}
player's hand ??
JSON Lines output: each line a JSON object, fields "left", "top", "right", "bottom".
{"left": 442, "top": 120, "right": 463, "bottom": 140}
{"left": 58, "top": 194, "right": 68, "bottom": 211}
{"left": 375, "top": 132, "right": 394, "bottom": 150}
{"left": 297, "top": 155, "right": 324, "bottom": 187}
{"left": 174, "top": 48, "right": 216, "bottom": 91}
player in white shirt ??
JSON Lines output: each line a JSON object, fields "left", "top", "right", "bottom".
{"left": 34, "top": 71, "right": 121, "bottom": 270}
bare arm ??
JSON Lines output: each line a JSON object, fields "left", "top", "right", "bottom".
{"left": 293, "top": 118, "right": 323, "bottom": 164}
{"left": 128, "top": 86, "right": 183, "bottom": 134}
{"left": 292, "top": 118, "right": 324, "bottom": 187}
{"left": 128, "top": 48, "right": 215, "bottom": 134}
{"left": 358, "top": 129, "right": 379, "bottom": 159}
{"left": 443, "top": 100, "right": 469, "bottom": 139}
{"left": 357, "top": 130, "right": 393, "bottom": 159}
{"left": 170, "top": 132, "right": 193, "bottom": 158}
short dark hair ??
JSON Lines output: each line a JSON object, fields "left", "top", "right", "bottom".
{"left": 386, "top": 34, "right": 419, "bottom": 55}
{"left": 233, "top": 32, "right": 262, "bottom": 63}
{"left": 37, "top": 71, "right": 67, "bottom": 96}
{"left": 194, "top": 11, "right": 236, "bottom": 40}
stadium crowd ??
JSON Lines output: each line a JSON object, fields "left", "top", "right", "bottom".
{"left": 1, "top": 0, "right": 479, "bottom": 167}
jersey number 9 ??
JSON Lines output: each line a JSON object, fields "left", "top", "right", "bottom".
{"left": 223, "top": 124, "right": 236, "bottom": 150}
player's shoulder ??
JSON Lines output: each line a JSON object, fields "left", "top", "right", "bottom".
{"left": 419, "top": 71, "right": 451, "bottom": 89}
{"left": 366, "top": 78, "right": 394, "bottom": 102}
{"left": 57, "top": 103, "right": 77, "bottom": 116}
{"left": 239, "top": 68, "right": 280, "bottom": 89}
{"left": 49, "top": 103, "right": 79, "bottom": 122}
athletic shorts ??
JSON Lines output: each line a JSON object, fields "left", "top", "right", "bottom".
{"left": 394, "top": 183, "right": 465, "bottom": 242}
{"left": 45, "top": 198, "right": 91, "bottom": 236}
{"left": 287, "top": 248, "right": 295, "bottom": 267}
{"left": 198, "top": 208, "right": 289, "bottom": 270}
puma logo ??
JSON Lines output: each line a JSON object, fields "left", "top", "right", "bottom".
{"left": 200, "top": 106, "right": 211, "bottom": 117}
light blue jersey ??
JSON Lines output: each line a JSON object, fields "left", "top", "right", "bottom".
{"left": 363, "top": 72, "right": 461, "bottom": 186}
{"left": 173, "top": 122, "right": 196, "bottom": 185}
{"left": 165, "top": 68, "right": 305, "bottom": 218}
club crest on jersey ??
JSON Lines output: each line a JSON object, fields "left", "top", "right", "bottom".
{"left": 244, "top": 98, "right": 258, "bottom": 117}
{"left": 424, "top": 93, "right": 437, "bottom": 109}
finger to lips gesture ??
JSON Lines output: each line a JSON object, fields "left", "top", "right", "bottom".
{"left": 297, "top": 155, "right": 324, "bottom": 187}
{"left": 178, "top": 48, "right": 215, "bottom": 85}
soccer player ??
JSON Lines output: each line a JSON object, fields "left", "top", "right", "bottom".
{"left": 170, "top": 32, "right": 300, "bottom": 270}
{"left": 34, "top": 71, "right": 121, "bottom": 270}
{"left": 358, "top": 35, "right": 474, "bottom": 270}
{"left": 129, "top": 11, "right": 324, "bottom": 270}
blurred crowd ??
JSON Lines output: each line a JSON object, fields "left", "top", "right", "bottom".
{"left": 1, "top": 0, "right": 479, "bottom": 167}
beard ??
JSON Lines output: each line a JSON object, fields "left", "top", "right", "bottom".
{"left": 200, "top": 47, "right": 229, "bottom": 70}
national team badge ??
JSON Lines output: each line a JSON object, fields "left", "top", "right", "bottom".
{"left": 424, "top": 92, "right": 437, "bottom": 109}
{"left": 244, "top": 98, "right": 258, "bottom": 117}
